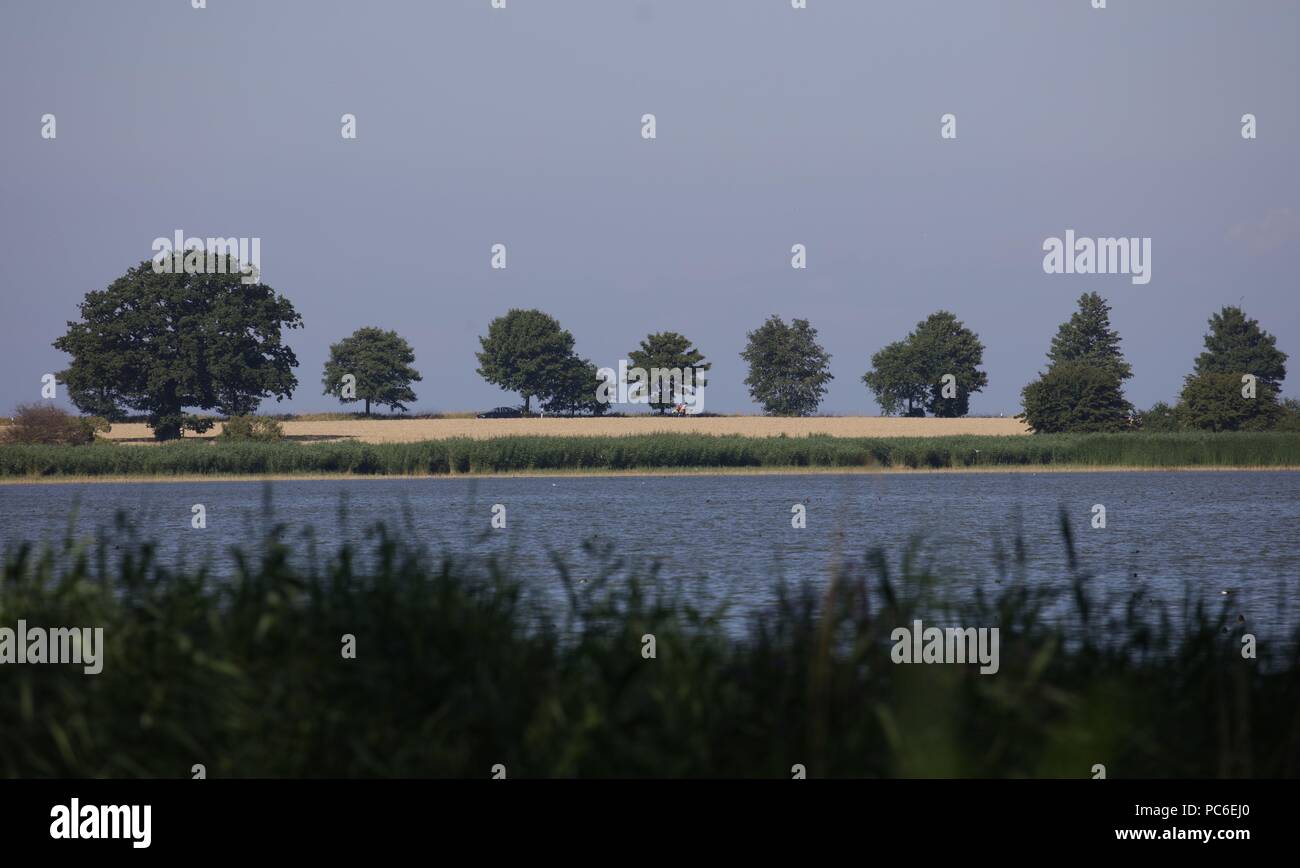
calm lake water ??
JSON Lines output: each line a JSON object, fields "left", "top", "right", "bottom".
{"left": 2, "top": 470, "right": 1298, "bottom": 634}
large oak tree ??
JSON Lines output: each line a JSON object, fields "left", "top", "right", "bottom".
{"left": 54, "top": 256, "right": 302, "bottom": 440}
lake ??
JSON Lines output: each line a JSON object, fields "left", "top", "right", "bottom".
{"left": 2, "top": 470, "right": 1297, "bottom": 634}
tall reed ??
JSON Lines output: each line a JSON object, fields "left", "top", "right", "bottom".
{"left": 2, "top": 432, "right": 1298, "bottom": 478}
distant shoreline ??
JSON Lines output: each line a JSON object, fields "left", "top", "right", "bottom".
{"left": 4, "top": 464, "right": 1299, "bottom": 485}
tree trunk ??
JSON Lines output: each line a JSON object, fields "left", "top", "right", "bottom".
{"left": 153, "top": 384, "right": 183, "bottom": 441}
{"left": 364, "top": 398, "right": 371, "bottom": 416}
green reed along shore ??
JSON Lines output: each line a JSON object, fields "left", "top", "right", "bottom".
{"left": 2, "top": 432, "right": 1299, "bottom": 479}
{"left": 2, "top": 517, "right": 1296, "bottom": 777}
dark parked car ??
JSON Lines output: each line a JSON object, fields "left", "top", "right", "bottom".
{"left": 476, "top": 406, "right": 524, "bottom": 419}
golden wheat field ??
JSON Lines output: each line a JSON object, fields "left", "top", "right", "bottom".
{"left": 99, "top": 416, "right": 1031, "bottom": 443}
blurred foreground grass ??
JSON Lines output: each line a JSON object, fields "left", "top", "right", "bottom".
{"left": 1, "top": 513, "right": 1296, "bottom": 778}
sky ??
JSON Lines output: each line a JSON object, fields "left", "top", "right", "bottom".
{"left": 1, "top": 0, "right": 1297, "bottom": 416}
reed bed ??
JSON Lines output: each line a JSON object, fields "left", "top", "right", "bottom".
{"left": 2, "top": 432, "right": 1299, "bottom": 478}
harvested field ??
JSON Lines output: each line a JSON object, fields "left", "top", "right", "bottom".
{"left": 100, "top": 415, "right": 1030, "bottom": 443}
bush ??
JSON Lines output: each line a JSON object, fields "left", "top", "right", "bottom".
{"left": 0, "top": 404, "right": 107, "bottom": 445}
{"left": 1137, "top": 401, "right": 1181, "bottom": 432}
{"left": 1276, "top": 399, "right": 1300, "bottom": 433}
{"left": 1018, "top": 363, "right": 1133, "bottom": 433}
{"left": 219, "top": 415, "right": 284, "bottom": 442}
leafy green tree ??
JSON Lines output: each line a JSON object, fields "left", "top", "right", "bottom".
{"left": 540, "top": 355, "right": 606, "bottom": 417}
{"left": 1177, "top": 372, "right": 1283, "bottom": 432}
{"left": 322, "top": 327, "right": 422, "bottom": 415}
{"left": 914, "top": 312, "right": 989, "bottom": 417}
{"left": 861, "top": 340, "right": 927, "bottom": 416}
{"left": 1019, "top": 363, "right": 1133, "bottom": 433}
{"left": 862, "top": 311, "right": 987, "bottom": 417}
{"left": 740, "top": 315, "right": 833, "bottom": 416}
{"left": 54, "top": 257, "right": 301, "bottom": 440}
{"left": 1192, "top": 306, "right": 1287, "bottom": 391}
{"left": 627, "top": 332, "right": 710, "bottom": 414}
{"left": 1047, "top": 292, "right": 1132, "bottom": 382}
{"left": 475, "top": 309, "right": 575, "bottom": 414}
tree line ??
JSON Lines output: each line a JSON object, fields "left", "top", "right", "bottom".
{"left": 46, "top": 256, "right": 1294, "bottom": 439}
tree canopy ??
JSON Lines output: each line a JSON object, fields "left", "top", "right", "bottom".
{"left": 1177, "top": 372, "right": 1283, "bottom": 432}
{"left": 862, "top": 340, "right": 927, "bottom": 416}
{"left": 1019, "top": 363, "right": 1132, "bottom": 433}
{"left": 862, "top": 311, "right": 987, "bottom": 417}
{"left": 475, "top": 309, "right": 576, "bottom": 414}
{"left": 540, "top": 355, "right": 607, "bottom": 417}
{"left": 627, "top": 331, "right": 710, "bottom": 414}
{"left": 1047, "top": 292, "right": 1132, "bottom": 382}
{"left": 740, "top": 315, "right": 833, "bottom": 416}
{"left": 53, "top": 257, "right": 301, "bottom": 440}
{"left": 1192, "top": 306, "right": 1287, "bottom": 391}
{"left": 322, "top": 327, "right": 422, "bottom": 415}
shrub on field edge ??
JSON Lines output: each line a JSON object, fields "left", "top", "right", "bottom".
{"left": 1136, "top": 401, "right": 1181, "bottom": 432}
{"left": 0, "top": 404, "right": 109, "bottom": 445}
{"left": 219, "top": 415, "right": 284, "bottom": 442}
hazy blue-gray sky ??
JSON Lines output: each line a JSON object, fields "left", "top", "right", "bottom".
{"left": 2, "top": 0, "right": 1296, "bottom": 415}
